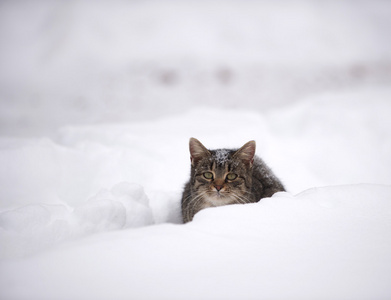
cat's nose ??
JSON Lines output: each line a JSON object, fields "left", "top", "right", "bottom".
{"left": 214, "top": 185, "right": 223, "bottom": 191}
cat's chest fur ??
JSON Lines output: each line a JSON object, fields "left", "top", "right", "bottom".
{"left": 200, "top": 193, "right": 236, "bottom": 208}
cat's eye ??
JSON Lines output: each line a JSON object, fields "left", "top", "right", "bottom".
{"left": 203, "top": 172, "right": 214, "bottom": 179}
{"left": 226, "top": 173, "right": 237, "bottom": 181}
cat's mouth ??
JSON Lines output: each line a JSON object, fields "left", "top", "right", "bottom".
{"left": 208, "top": 190, "right": 229, "bottom": 199}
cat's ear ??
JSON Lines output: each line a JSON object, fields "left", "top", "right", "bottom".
{"left": 234, "top": 140, "right": 256, "bottom": 167}
{"left": 189, "top": 138, "right": 210, "bottom": 166}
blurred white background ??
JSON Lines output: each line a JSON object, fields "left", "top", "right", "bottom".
{"left": 1, "top": 0, "right": 390, "bottom": 137}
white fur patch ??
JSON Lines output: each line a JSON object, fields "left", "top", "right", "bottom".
{"left": 203, "top": 194, "right": 235, "bottom": 208}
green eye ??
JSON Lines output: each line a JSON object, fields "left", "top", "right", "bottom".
{"left": 203, "top": 172, "right": 214, "bottom": 179}
{"left": 226, "top": 173, "right": 237, "bottom": 180}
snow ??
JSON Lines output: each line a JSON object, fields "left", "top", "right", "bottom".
{"left": 0, "top": 182, "right": 154, "bottom": 259}
{"left": 1, "top": 0, "right": 391, "bottom": 299}
{"left": 1, "top": 91, "right": 391, "bottom": 299}
{"left": 1, "top": 185, "right": 391, "bottom": 300}
{"left": 213, "top": 149, "right": 231, "bottom": 165}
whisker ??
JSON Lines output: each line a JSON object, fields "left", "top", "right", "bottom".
{"left": 190, "top": 191, "right": 209, "bottom": 220}
{"left": 231, "top": 192, "right": 252, "bottom": 204}
{"left": 242, "top": 190, "right": 254, "bottom": 196}
{"left": 231, "top": 194, "right": 246, "bottom": 204}
{"left": 185, "top": 191, "right": 207, "bottom": 222}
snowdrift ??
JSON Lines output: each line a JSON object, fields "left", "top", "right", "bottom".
{"left": 1, "top": 184, "right": 390, "bottom": 300}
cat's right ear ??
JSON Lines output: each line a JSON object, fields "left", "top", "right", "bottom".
{"left": 189, "top": 138, "right": 210, "bottom": 166}
{"left": 233, "top": 140, "right": 256, "bottom": 167}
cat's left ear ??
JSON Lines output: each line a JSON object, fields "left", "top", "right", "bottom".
{"left": 189, "top": 138, "right": 211, "bottom": 166}
{"left": 234, "top": 140, "right": 256, "bottom": 167}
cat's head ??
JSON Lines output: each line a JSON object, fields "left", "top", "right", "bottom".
{"left": 188, "top": 138, "right": 256, "bottom": 205}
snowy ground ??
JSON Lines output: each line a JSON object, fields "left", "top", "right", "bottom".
{"left": 1, "top": 184, "right": 390, "bottom": 300}
{"left": 1, "top": 0, "right": 391, "bottom": 299}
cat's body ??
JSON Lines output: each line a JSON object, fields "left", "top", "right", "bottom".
{"left": 181, "top": 138, "right": 285, "bottom": 223}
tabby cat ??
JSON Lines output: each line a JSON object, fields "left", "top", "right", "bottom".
{"left": 181, "top": 138, "right": 285, "bottom": 223}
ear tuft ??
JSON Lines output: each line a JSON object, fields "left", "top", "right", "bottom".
{"left": 233, "top": 140, "right": 256, "bottom": 166}
{"left": 189, "top": 138, "right": 210, "bottom": 166}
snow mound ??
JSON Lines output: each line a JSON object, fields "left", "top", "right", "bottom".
{"left": 1, "top": 184, "right": 390, "bottom": 300}
{"left": 0, "top": 182, "right": 153, "bottom": 258}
